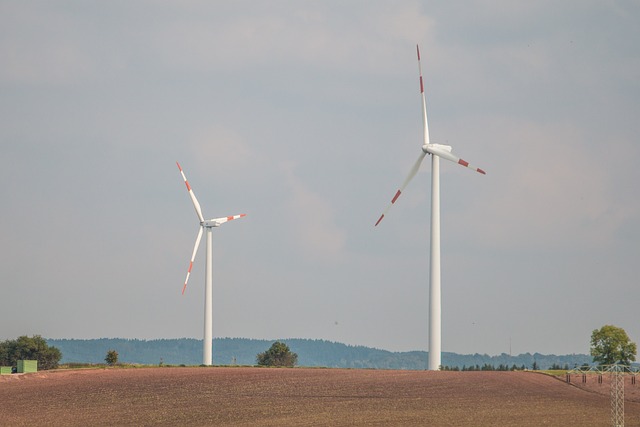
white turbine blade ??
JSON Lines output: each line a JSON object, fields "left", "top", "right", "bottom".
{"left": 375, "top": 152, "right": 427, "bottom": 226}
{"left": 182, "top": 226, "right": 204, "bottom": 295}
{"left": 425, "top": 145, "right": 486, "bottom": 175}
{"left": 416, "top": 47, "right": 485, "bottom": 176}
{"left": 211, "top": 213, "right": 247, "bottom": 226}
{"left": 176, "top": 162, "right": 205, "bottom": 223}
{"left": 417, "top": 44, "right": 430, "bottom": 146}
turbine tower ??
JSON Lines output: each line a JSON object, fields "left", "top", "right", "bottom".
{"left": 375, "top": 45, "right": 485, "bottom": 371}
{"left": 177, "top": 162, "right": 246, "bottom": 366}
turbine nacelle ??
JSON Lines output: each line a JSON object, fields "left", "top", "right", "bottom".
{"left": 202, "top": 220, "right": 223, "bottom": 227}
{"left": 422, "top": 143, "right": 452, "bottom": 155}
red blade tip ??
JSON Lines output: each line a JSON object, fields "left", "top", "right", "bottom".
{"left": 375, "top": 214, "right": 384, "bottom": 226}
{"left": 391, "top": 190, "right": 402, "bottom": 204}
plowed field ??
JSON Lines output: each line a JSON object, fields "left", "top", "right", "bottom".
{"left": 1, "top": 367, "right": 640, "bottom": 426}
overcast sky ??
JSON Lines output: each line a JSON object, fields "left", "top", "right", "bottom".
{"left": 1, "top": 1, "right": 638, "bottom": 357}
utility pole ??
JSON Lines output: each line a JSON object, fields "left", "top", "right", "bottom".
{"left": 610, "top": 364, "right": 624, "bottom": 427}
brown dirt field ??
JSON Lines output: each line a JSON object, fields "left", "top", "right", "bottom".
{"left": 1, "top": 367, "right": 640, "bottom": 426}
{"left": 565, "top": 371, "right": 640, "bottom": 400}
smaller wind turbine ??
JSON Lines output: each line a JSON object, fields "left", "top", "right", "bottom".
{"left": 375, "top": 45, "right": 485, "bottom": 371}
{"left": 177, "top": 161, "right": 246, "bottom": 366}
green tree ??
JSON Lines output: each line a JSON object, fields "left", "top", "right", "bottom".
{"left": 256, "top": 341, "right": 298, "bottom": 367}
{"left": 105, "top": 350, "right": 119, "bottom": 366}
{"left": 590, "top": 325, "right": 637, "bottom": 366}
{"left": 0, "top": 335, "right": 62, "bottom": 370}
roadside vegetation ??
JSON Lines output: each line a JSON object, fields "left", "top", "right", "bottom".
{"left": 590, "top": 324, "right": 637, "bottom": 366}
{"left": 0, "top": 335, "right": 61, "bottom": 370}
{"left": 256, "top": 341, "right": 298, "bottom": 367}
{"left": 5, "top": 324, "right": 635, "bottom": 372}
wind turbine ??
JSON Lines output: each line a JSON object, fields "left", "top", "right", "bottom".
{"left": 375, "top": 45, "right": 485, "bottom": 371}
{"left": 177, "top": 161, "right": 246, "bottom": 366}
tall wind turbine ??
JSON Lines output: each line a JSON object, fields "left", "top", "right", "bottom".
{"left": 177, "top": 161, "right": 246, "bottom": 366}
{"left": 375, "top": 45, "right": 485, "bottom": 371}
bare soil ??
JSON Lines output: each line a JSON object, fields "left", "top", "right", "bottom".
{"left": 565, "top": 371, "right": 640, "bottom": 401}
{"left": 1, "top": 367, "right": 640, "bottom": 426}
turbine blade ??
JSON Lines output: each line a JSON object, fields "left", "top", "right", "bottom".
{"left": 375, "top": 152, "right": 427, "bottom": 226}
{"left": 176, "top": 162, "right": 205, "bottom": 223}
{"left": 182, "top": 226, "right": 204, "bottom": 295}
{"left": 425, "top": 146, "right": 486, "bottom": 175}
{"left": 417, "top": 44, "right": 430, "bottom": 146}
{"left": 210, "top": 213, "right": 247, "bottom": 226}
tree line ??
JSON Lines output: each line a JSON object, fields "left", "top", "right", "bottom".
{"left": 442, "top": 363, "right": 571, "bottom": 371}
{"left": 0, "top": 335, "right": 62, "bottom": 370}
{"left": 2, "top": 324, "right": 633, "bottom": 372}
{"left": 46, "top": 337, "right": 596, "bottom": 369}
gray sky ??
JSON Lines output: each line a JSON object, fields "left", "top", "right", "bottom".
{"left": 1, "top": 1, "right": 638, "bottom": 356}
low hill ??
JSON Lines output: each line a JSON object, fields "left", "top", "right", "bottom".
{"left": 46, "top": 337, "right": 592, "bottom": 370}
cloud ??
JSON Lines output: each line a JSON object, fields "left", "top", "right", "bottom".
{"left": 1, "top": 0, "right": 638, "bottom": 355}
{"left": 0, "top": 5, "right": 88, "bottom": 85}
{"left": 460, "top": 117, "right": 631, "bottom": 251}
{"left": 187, "top": 124, "right": 255, "bottom": 176}
{"left": 284, "top": 166, "right": 347, "bottom": 261}
{"left": 139, "top": 1, "right": 436, "bottom": 74}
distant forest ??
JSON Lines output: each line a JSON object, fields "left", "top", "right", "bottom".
{"left": 46, "top": 338, "right": 594, "bottom": 370}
